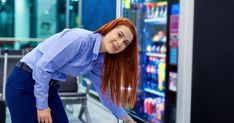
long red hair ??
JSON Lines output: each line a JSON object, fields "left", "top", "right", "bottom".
{"left": 96, "top": 18, "right": 138, "bottom": 108}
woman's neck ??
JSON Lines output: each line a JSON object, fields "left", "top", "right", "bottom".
{"left": 99, "top": 38, "right": 106, "bottom": 53}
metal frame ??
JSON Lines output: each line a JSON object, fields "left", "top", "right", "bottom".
{"left": 176, "top": 0, "right": 194, "bottom": 123}
{"left": 65, "top": 0, "right": 82, "bottom": 28}
{"left": 66, "top": 0, "right": 70, "bottom": 28}
{"left": 1, "top": 50, "right": 25, "bottom": 101}
{"left": 116, "top": 0, "right": 122, "bottom": 18}
{"left": 59, "top": 77, "right": 92, "bottom": 123}
{"left": 2, "top": 51, "right": 8, "bottom": 101}
{"left": 79, "top": 0, "right": 83, "bottom": 28}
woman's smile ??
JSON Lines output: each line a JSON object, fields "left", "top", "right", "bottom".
{"left": 112, "top": 41, "right": 119, "bottom": 50}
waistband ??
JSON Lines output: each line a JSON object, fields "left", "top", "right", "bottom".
{"left": 16, "top": 61, "right": 32, "bottom": 73}
{"left": 16, "top": 62, "right": 59, "bottom": 86}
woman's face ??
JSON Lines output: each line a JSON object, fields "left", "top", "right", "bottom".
{"left": 101, "top": 25, "right": 133, "bottom": 54}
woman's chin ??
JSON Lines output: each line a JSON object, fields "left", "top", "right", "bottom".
{"left": 107, "top": 51, "right": 115, "bottom": 54}
{"left": 107, "top": 50, "right": 117, "bottom": 54}
{"left": 106, "top": 48, "right": 121, "bottom": 54}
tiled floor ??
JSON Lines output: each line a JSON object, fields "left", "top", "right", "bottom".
{"left": 67, "top": 96, "right": 118, "bottom": 123}
{"left": 6, "top": 96, "right": 118, "bottom": 123}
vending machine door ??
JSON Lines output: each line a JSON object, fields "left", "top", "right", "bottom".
{"left": 120, "top": 0, "right": 169, "bottom": 122}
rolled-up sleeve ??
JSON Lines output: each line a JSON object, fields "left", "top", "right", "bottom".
{"left": 33, "top": 30, "right": 86, "bottom": 109}
{"left": 86, "top": 69, "right": 127, "bottom": 119}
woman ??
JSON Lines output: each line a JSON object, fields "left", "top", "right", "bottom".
{"left": 6, "top": 18, "right": 138, "bottom": 123}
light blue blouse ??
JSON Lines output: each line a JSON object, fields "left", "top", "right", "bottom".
{"left": 20, "top": 28, "right": 127, "bottom": 119}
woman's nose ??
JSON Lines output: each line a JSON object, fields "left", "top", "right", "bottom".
{"left": 116, "top": 39, "right": 124, "bottom": 47}
{"left": 116, "top": 40, "right": 121, "bottom": 47}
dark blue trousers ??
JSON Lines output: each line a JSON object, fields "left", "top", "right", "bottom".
{"left": 6, "top": 66, "right": 69, "bottom": 123}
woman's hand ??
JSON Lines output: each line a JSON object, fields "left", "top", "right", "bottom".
{"left": 37, "top": 107, "right": 53, "bottom": 123}
{"left": 126, "top": 120, "right": 136, "bottom": 123}
{"left": 123, "top": 115, "right": 136, "bottom": 123}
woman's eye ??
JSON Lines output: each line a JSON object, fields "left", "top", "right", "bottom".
{"left": 124, "top": 41, "right": 128, "bottom": 46}
{"left": 118, "top": 33, "right": 122, "bottom": 38}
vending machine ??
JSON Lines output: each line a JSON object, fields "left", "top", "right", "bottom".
{"left": 120, "top": 0, "right": 168, "bottom": 122}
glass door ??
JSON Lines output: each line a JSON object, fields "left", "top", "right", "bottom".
{"left": 65, "top": 0, "right": 82, "bottom": 28}
{"left": 120, "top": 0, "right": 168, "bottom": 123}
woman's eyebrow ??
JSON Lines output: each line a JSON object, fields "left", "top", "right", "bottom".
{"left": 120, "top": 31, "right": 130, "bottom": 43}
{"left": 120, "top": 31, "right": 125, "bottom": 37}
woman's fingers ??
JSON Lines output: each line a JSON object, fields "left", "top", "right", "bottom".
{"left": 48, "top": 116, "right": 53, "bottom": 123}
{"left": 44, "top": 118, "right": 48, "bottom": 123}
{"left": 37, "top": 108, "right": 52, "bottom": 123}
{"left": 38, "top": 116, "right": 52, "bottom": 123}
{"left": 39, "top": 117, "right": 45, "bottom": 123}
